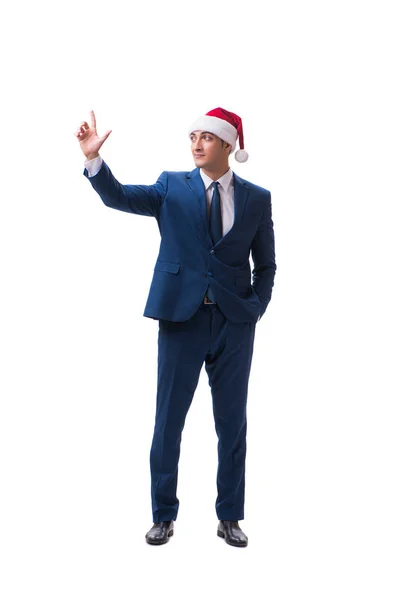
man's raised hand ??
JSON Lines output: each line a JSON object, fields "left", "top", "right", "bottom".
{"left": 75, "top": 110, "right": 112, "bottom": 160}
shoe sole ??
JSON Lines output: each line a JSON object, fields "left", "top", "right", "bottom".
{"left": 145, "top": 529, "right": 174, "bottom": 545}
{"left": 217, "top": 529, "right": 248, "bottom": 547}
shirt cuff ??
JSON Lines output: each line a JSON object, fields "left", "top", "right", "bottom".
{"left": 84, "top": 155, "right": 103, "bottom": 177}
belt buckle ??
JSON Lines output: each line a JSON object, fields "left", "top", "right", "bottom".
{"left": 204, "top": 295, "right": 215, "bottom": 305}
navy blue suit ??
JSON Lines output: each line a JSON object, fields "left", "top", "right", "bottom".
{"left": 84, "top": 161, "right": 276, "bottom": 521}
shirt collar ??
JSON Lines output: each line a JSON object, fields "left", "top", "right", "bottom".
{"left": 199, "top": 168, "right": 233, "bottom": 193}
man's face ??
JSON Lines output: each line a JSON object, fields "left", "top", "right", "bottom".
{"left": 190, "top": 130, "right": 231, "bottom": 170}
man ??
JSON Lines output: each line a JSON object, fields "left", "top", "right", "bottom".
{"left": 75, "top": 107, "right": 277, "bottom": 547}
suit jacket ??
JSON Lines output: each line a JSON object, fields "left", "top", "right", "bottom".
{"left": 84, "top": 162, "right": 277, "bottom": 323}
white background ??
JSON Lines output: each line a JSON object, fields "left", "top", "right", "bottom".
{"left": 1, "top": 0, "right": 399, "bottom": 598}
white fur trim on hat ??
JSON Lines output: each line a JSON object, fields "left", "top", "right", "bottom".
{"left": 189, "top": 115, "right": 238, "bottom": 153}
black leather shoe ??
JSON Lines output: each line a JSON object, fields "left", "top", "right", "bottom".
{"left": 145, "top": 521, "right": 174, "bottom": 545}
{"left": 217, "top": 520, "right": 248, "bottom": 547}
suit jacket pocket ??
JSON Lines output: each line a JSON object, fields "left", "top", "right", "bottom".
{"left": 154, "top": 260, "right": 180, "bottom": 274}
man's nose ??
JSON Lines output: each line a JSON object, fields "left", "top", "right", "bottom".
{"left": 192, "top": 139, "right": 203, "bottom": 151}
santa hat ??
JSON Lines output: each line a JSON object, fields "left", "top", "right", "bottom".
{"left": 189, "top": 107, "right": 249, "bottom": 162}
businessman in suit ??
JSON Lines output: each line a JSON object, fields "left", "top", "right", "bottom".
{"left": 75, "top": 107, "right": 277, "bottom": 547}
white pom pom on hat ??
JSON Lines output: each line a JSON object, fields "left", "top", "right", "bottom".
{"left": 189, "top": 107, "right": 249, "bottom": 162}
{"left": 235, "top": 149, "right": 249, "bottom": 163}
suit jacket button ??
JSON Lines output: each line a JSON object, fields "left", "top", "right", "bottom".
{"left": 210, "top": 249, "right": 215, "bottom": 254}
{"left": 208, "top": 271, "right": 213, "bottom": 277}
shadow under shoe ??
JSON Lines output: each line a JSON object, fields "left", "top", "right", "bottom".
{"left": 217, "top": 520, "right": 248, "bottom": 547}
{"left": 145, "top": 521, "right": 174, "bottom": 545}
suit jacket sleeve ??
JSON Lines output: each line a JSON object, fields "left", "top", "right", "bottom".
{"left": 83, "top": 160, "right": 167, "bottom": 218}
{"left": 251, "top": 191, "right": 277, "bottom": 320}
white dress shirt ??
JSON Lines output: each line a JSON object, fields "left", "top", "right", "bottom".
{"left": 84, "top": 157, "right": 235, "bottom": 235}
{"left": 199, "top": 168, "right": 234, "bottom": 236}
{"left": 85, "top": 155, "right": 103, "bottom": 177}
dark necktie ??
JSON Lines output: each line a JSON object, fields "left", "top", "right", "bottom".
{"left": 206, "top": 181, "right": 222, "bottom": 303}
{"left": 209, "top": 181, "right": 222, "bottom": 245}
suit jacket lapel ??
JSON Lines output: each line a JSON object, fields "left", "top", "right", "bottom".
{"left": 231, "top": 172, "right": 249, "bottom": 231}
{"left": 186, "top": 168, "right": 210, "bottom": 242}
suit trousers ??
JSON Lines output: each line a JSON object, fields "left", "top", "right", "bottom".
{"left": 150, "top": 301, "right": 256, "bottom": 523}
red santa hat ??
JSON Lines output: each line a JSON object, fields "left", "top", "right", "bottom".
{"left": 189, "top": 107, "right": 249, "bottom": 162}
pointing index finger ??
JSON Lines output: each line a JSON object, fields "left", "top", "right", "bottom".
{"left": 90, "top": 110, "right": 96, "bottom": 130}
